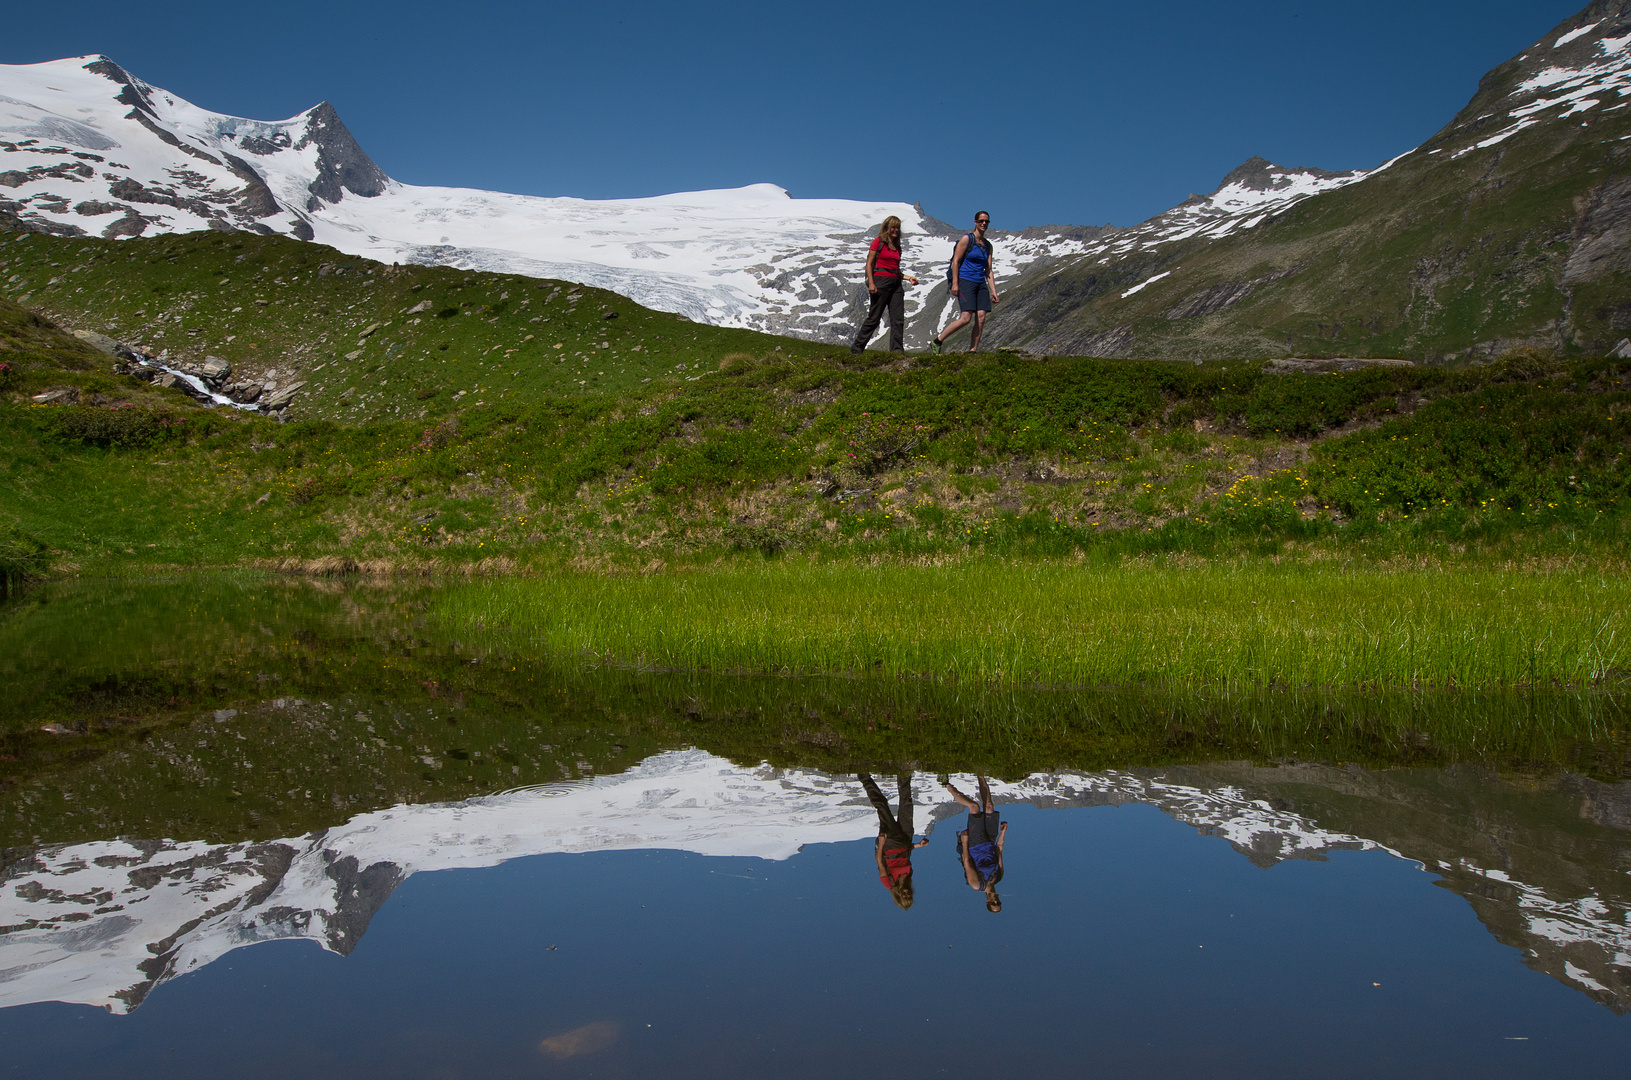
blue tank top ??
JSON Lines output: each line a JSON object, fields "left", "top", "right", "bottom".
{"left": 970, "top": 841, "right": 1002, "bottom": 885}
{"left": 958, "top": 236, "right": 990, "bottom": 282}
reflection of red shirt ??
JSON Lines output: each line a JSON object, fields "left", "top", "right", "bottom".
{"left": 880, "top": 844, "right": 912, "bottom": 886}
{"left": 869, "top": 238, "right": 902, "bottom": 278}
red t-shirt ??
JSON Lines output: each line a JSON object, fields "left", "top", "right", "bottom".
{"left": 879, "top": 844, "right": 912, "bottom": 887}
{"left": 869, "top": 237, "right": 902, "bottom": 277}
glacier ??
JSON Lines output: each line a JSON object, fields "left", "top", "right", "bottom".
{"left": 0, "top": 56, "right": 1387, "bottom": 348}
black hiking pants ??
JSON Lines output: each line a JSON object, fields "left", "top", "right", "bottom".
{"left": 859, "top": 772, "right": 914, "bottom": 843}
{"left": 851, "top": 276, "right": 905, "bottom": 353}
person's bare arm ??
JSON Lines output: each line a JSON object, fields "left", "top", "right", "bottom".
{"left": 865, "top": 246, "right": 880, "bottom": 294}
{"left": 914, "top": 836, "right": 930, "bottom": 849}
{"left": 987, "top": 246, "right": 999, "bottom": 303}
{"left": 950, "top": 237, "right": 969, "bottom": 296}
{"left": 960, "top": 833, "right": 981, "bottom": 890}
{"left": 875, "top": 834, "right": 887, "bottom": 877}
{"left": 997, "top": 821, "right": 1008, "bottom": 850}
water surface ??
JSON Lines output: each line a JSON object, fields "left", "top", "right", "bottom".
{"left": 3, "top": 578, "right": 1630, "bottom": 1077}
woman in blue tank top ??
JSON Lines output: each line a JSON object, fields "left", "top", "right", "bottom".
{"left": 945, "top": 774, "right": 1007, "bottom": 912}
{"left": 930, "top": 211, "right": 1000, "bottom": 354}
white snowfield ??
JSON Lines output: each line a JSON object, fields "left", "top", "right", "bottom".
{"left": 4, "top": 56, "right": 1393, "bottom": 345}
{"left": 3, "top": 749, "right": 1627, "bottom": 1016}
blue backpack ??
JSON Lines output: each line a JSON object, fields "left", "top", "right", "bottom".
{"left": 945, "top": 233, "right": 990, "bottom": 294}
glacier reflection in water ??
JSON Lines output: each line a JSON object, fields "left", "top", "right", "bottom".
{"left": 5, "top": 750, "right": 1631, "bottom": 1076}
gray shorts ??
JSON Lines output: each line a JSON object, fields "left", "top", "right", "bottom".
{"left": 966, "top": 811, "right": 1000, "bottom": 845}
{"left": 956, "top": 279, "right": 991, "bottom": 313}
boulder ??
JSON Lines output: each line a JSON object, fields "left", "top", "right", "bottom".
{"left": 201, "top": 356, "right": 232, "bottom": 383}
{"left": 71, "top": 329, "right": 140, "bottom": 362}
{"left": 260, "top": 381, "right": 305, "bottom": 411}
{"left": 224, "top": 382, "right": 262, "bottom": 403}
{"left": 31, "top": 388, "right": 78, "bottom": 405}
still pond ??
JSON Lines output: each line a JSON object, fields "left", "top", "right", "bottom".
{"left": 2, "top": 578, "right": 1630, "bottom": 1077}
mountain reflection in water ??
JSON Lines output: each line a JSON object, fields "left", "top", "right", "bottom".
{"left": 5, "top": 749, "right": 1631, "bottom": 1017}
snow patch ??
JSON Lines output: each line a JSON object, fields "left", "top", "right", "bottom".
{"left": 1555, "top": 21, "right": 1602, "bottom": 48}
{"left": 1122, "top": 270, "right": 1173, "bottom": 297}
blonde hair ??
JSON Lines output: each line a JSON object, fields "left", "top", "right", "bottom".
{"left": 878, "top": 215, "right": 903, "bottom": 251}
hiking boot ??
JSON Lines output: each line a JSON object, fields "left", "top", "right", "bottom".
{"left": 929, "top": 338, "right": 942, "bottom": 356}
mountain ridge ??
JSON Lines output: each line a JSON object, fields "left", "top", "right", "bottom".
{"left": 0, "top": 54, "right": 1396, "bottom": 351}
{"left": 985, "top": 0, "right": 1631, "bottom": 359}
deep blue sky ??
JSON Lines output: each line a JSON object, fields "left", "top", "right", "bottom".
{"left": 6, "top": 1, "right": 1590, "bottom": 228}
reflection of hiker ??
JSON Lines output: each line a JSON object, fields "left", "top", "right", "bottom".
{"left": 946, "top": 776, "right": 1006, "bottom": 912}
{"left": 860, "top": 772, "right": 929, "bottom": 909}
{"left": 851, "top": 216, "right": 920, "bottom": 354}
{"left": 930, "top": 212, "right": 999, "bottom": 354}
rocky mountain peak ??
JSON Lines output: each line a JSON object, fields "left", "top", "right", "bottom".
{"left": 81, "top": 56, "right": 158, "bottom": 119}
{"left": 295, "top": 101, "right": 390, "bottom": 207}
{"left": 1213, "top": 156, "right": 1357, "bottom": 194}
{"left": 1436, "top": 0, "right": 1631, "bottom": 145}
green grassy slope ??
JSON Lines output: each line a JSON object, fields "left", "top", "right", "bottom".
{"left": 0, "top": 228, "right": 828, "bottom": 423}
{"left": 989, "top": 34, "right": 1631, "bottom": 360}
{"left": 1, "top": 228, "right": 1628, "bottom": 577}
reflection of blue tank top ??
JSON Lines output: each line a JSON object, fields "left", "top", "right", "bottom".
{"left": 959, "top": 236, "right": 990, "bottom": 282}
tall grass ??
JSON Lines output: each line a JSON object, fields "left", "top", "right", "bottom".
{"left": 440, "top": 561, "right": 1631, "bottom": 691}
{"left": 0, "top": 520, "right": 46, "bottom": 599}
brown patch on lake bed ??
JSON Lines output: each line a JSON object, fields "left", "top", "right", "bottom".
{"left": 539, "top": 1020, "right": 619, "bottom": 1059}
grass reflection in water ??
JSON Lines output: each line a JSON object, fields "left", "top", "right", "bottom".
{"left": 1, "top": 575, "right": 1626, "bottom": 851}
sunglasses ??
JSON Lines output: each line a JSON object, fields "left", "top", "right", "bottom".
{"left": 975, "top": 218, "right": 990, "bottom": 225}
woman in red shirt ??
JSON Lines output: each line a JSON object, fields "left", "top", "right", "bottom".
{"left": 859, "top": 772, "right": 930, "bottom": 909}
{"left": 850, "top": 216, "right": 920, "bottom": 354}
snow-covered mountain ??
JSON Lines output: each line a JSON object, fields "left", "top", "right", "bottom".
{"left": 5, "top": 750, "right": 1629, "bottom": 1016}
{"left": 988, "top": 2, "right": 1631, "bottom": 357}
{"left": 0, "top": 56, "right": 1382, "bottom": 348}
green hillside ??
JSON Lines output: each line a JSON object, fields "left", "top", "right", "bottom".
{"left": 0, "top": 228, "right": 822, "bottom": 423}
{"left": 990, "top": 6, "right": 1631, "bottom": 361}
{"left": 1, "top": 227, "right": 1628, "bottom": 582}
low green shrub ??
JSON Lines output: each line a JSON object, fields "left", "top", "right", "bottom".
{"left": 289, "top": 476, "right": 333, "bottom": 505}
{"left": 46, "top": 405, "right": 190, "bottom": 448}
{"left": 1309, "top": 378, "right": 1631, "bottom": 518}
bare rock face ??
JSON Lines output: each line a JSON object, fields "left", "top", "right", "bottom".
{"left": 297, "top": 102, "right": 389, "bottom": 210}
{"left": 70, "top": 329, "right": 140, "bottom": 363}
{"left": 1262, "top": 357, "right": 1414, "bottom": 373}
